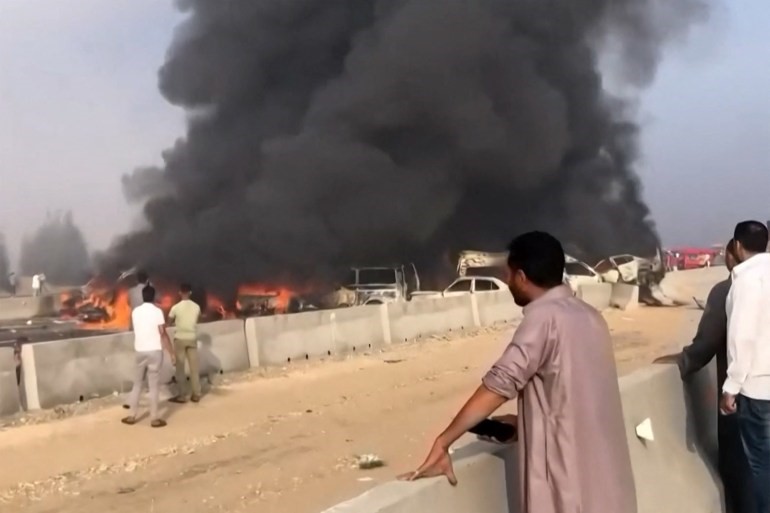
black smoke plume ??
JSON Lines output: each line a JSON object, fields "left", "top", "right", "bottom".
{"left": 20, "top": 212, "right": 91, "bottom": 285}
{"left": 106, "top": 0, "right": 711, "bottom": 294}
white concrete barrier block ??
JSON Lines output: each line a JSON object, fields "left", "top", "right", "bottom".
{"left": 577, "top": 283, "right": 613, "bottom": 311}
{"left": 611, "top": 283, "right": 640, "bottom": 310}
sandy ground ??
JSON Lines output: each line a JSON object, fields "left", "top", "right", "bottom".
{"left": 0, "top": 269, "right": 725, "bottom": 513}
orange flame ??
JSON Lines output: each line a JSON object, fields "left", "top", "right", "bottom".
{"left": 236, "top": 284, "right": 294, "bottom": 314}
{"left": 59, "top": 281, "right": 299, "bottom": 329}
{"left": 60, "top": 289, "right": 132, "bottom": 330}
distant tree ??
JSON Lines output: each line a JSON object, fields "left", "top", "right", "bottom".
{"left": 19, "top": 211, "right": 91, "bottom": 285}
{"left": 0, "top": 233, "right": 9, "bottom": 291}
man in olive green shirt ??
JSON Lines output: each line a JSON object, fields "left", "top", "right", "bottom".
{"left": 169, "top": 283, "right": 202, "bottom": 403}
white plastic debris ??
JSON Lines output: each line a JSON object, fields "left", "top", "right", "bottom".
{"left": 635, "top": 418, "right": 654, "bottom": 442}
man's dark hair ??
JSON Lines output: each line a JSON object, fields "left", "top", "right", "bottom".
{"left": 507, "top": 231, "right": 566, "bottom": 288}
{"left": 734, "top": 221, "right": 769, "bottom": 253}
{"left": 725, "top": 238, "right": 736, "bottom": 259}
{"left": 142, "top": 285, "right": 156, "bottom": 303}
{"left": 180, "top": 283, "right": 192, "bottom": 294}
{"left": 136, "top": 271, "right": 149, "bottom": 285}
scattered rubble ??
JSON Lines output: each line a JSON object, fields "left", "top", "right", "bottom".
{"left": 354, "top": 454, "right": 385, "bottom": 470}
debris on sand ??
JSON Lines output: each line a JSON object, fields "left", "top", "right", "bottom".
{"left": 354, "top": 454, "right": 385, "bottom": 470}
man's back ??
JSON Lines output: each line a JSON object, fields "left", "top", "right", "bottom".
{"left": 485, "top": 286, "right": 635, "bottom": 513}
{"left": 170, "top": 299, "right": 201, "bottom": 341}
{"left": 131, "top": 303, "right": 165, "bottom": 352}
{"left": 544, "top": 294, "right": 635, "bottom": 512}
{"left": 725, "top": 253, "right": 770, "bottom": 399}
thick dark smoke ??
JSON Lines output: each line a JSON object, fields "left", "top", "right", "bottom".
{"left": 107, "top": 0, "right": 711, "bottom": 294}
{"left": 20, "top": 212, "right": 91, "bottom": 285}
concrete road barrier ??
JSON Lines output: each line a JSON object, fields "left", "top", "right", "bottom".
{"left": 577, "top": 283, "right": 613, "bottom": 311}
{"left": 387, "top": 296, "right": 475, "bottom": 344}
{"left": 622, "top": 364, "right": 720, "bottom": 513}
{"left": 321, "top": 363, "right": 720, "bottom": 513}
{"left": 610, "top": 283, "right": 640, "bottom": 310}
{"left": 322, "top": 441, "right": 517, "bottom": 513}
{"left": 0, "top": 295, "right": 58, "bottom": 322}
{"left": 21, "top": 332, "right": 137, "bottom": 410}
{"left": 0, "top": 347, "right": 21, "bottom": 415}
{"left": 245, "top": 311, "right": 335, "bottom": 366}
{"left": 330, "top": 305, "right": 390, "bottom": 354}
{"left": 195, "top": 319, "right": 251, "bottom": 373}
{"left": 474, "top": 291, "right": 520, "bottom": 327}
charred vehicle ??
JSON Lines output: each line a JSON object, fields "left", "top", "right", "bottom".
{"left": 455, "top": 250, "right": 601, "bottom": 293}
{"left": 594, "top": 250, "right": 673, "bottom": 306}
{"left": 457, "top": 249, "right": 673, "bottom": 306}
{"left": 343, "top": 264, "right": 422, "bottom": 306}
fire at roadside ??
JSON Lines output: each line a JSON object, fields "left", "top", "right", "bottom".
{"left": 58, "top": 281, "right": 308, "bottom": 331}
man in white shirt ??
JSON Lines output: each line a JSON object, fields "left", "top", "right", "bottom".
{"left": 122, "top": 285, "right": 175, "bottom": 428}
{"left": 720, "top": 220, "right": 770, "bottom": 513}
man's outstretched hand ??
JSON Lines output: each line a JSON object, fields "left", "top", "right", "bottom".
{"left": 398, "top": 439, "right": 457, "bottom": 486}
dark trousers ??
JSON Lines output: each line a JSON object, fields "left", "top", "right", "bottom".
{"left": 720, "top": 413, "right": 756, "bottom": 513}
{"left": 738, "top": 395, "right": 770, "bottom": 513}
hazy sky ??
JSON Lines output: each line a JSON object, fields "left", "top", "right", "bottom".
{"left": 1, "top": 1, "right": 768, "bottom": 267}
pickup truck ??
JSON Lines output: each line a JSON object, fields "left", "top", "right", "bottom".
{"left": 341, "top": 264, "right": 422, "bottom": 306}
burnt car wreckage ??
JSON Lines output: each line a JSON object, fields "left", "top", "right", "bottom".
{"left": 67, "top": 246, "right": 677, "bottom": 324}
{"left": 456, "top": 248, "right": 675, "bottom": 306}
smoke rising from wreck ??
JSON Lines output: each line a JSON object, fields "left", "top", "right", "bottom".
{"left": 105, "top": 0, "right": 711, "bottom": 295}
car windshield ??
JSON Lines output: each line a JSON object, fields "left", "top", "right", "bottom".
{"left": 351, "top": 268, "right": 397, "bottom": 285}
{"left": 564, "top": 262, "right": 595, "bottom": 277}
{"left": 447, "top": 279, "right": 473, "bottom": 292}
{"left": 465, "top": 266, "right": 507, "bottom": 280}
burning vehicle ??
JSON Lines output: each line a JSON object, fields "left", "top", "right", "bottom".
{"left": 59, "top": 267, "right": 310, "bottom": 330}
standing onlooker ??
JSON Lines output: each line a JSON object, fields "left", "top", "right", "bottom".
{"left": 122, "top": 285, "right": 175, "bottom": 428}
{"left": 31, "top": 274, "right": 40, "bottom": 297}
{"left": 403, "top": 232, "right": 636, "bottom": 513}
{"left": 169, "top": 283, "right": 202, "bottom": 404}
{"left": 128, "top": 271, "right": 150, "bottom": 312}
{"left": 8, "top": 272, "right": 16, "bottom": 296}
{"left": 656, "top": 238, "right": 754, "bottom": 513}
{"left": 720, "top": 220, "right": 770, "bottom": 513}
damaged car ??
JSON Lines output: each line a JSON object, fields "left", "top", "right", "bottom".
{"left": 594, "top": 251, "right": 674, "bottom": 306}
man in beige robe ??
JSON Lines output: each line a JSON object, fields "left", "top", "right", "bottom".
{"left": 404, "top": 231, "right": 636, "bottom": 513}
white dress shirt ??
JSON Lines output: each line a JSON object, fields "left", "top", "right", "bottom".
{"left": 724, "top": 252, "right": 770, "bottom": 399}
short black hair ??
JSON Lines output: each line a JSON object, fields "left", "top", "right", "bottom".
{"left": 734, "top": 221, "right": 768, "bottom": 253}
{"left": 507, "top": 231, "right": 566, "bottom": 288}
{"left": 137, "top": 271, "right": 149, "bottom": 284}
{"left": 725, "top": 238, "right": 736, "bottom": 259}
{"left": 142, "top": 285, "right": 156, "bottom": 303}
{"left": 180, "top": 283, "right": 192, "bottom": 294}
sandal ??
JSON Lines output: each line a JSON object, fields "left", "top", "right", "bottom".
{"left": 190, "top": 395, "right": 201, "bottom": 403}
{"left": 169, "top": 396, "right": 188, "bottom": 404}
{"left": 121, "top": 416, "right": 137, "bottom": 425}
{"left": 151, "top": 419, "right": 167, "bottom": 428}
